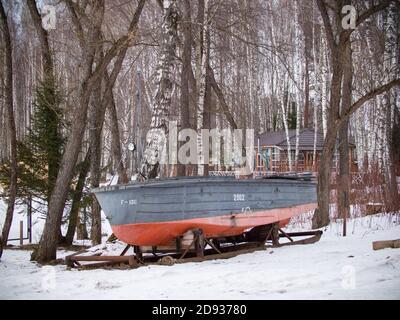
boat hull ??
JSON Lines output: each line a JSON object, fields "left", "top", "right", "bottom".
{"left": 111, "top": 203, "right": 316, "bottom": 246}
{"left": 93, "top": 177, "right": 317, "bottom": 246}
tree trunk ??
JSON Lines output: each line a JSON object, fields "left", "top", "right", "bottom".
{"left": 0, "top": 2, "right": 18, "bottom": 250}
{"left": 108, "top": 89, "right": 129, "bottom": 184}
{"left": 304, "top": 56, "right": 310, "bottom": 129}
{"left": 202, "top": 78, "right": 212, "bottom": 176}
{"left": 382, "top": 2, "right": 400, "bottom": 212}
{"left": 313, "top": 48, "right": 344, "bottom": 228}
{"left": 281, "top": 84, "right": 293, "bottom": 172}
{"left": 196, "top": 0, "right": 208, "bottom": 176}
{"left": 34, "top": 1, "right": 106, "bottom": 263}
{"left": 202, "top": 9, "right": 211, "bottom": 177}
{"left": 207, "top": 65, "right": 239, "bottom": 130}
{"left": 295, "top": 95, "right": 301, "bottom": 170}
{"left": 337, "top": 42, "right": 352, "bottom": 221}
{"left": 89, "top": 65, "right": 105, "bottom": 246}
{"left": 177, "top": 0, "right": 193, "bottom": 177}
{"left": 26, "top": 0, "right": 54, "bottom": 79}
{"left": 313, "top": 126, "right": 337, "bottom": 229}
{"left": 338, "top": 122, "right": 350, "bottom": 220}
{"left": 385, "top": 95, "right": 400, "bottom": 211}
{"left": 313, "top": 1, "right": 344, "bottom": 228}
{"left": 64, "top": 149, "right": 90, "bottom": 246}
{"left": 140, "top": 0, "right": 179, "bottom": 179}
{"left": 77, "top": 207, "right": 89, "bottom": 240}
{"left": 0, "top": 236, "right": 3, "bottom": 259}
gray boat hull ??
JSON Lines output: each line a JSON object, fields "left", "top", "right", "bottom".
{"left": 93, "top": 177, "right": 317, "bottom": 245}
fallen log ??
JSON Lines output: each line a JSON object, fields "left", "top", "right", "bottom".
{"left": 372, "top": 239, "right": 400, "bottom": 251}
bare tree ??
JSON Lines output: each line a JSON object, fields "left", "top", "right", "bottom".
{"left": 0, "top": 0, "right": 17, "bottom": 255}
{"left": 312, "top": 0, "right": 400, "bottom": 228}
{"left": 34, "top": 0, "right": 146, "bottom": 262}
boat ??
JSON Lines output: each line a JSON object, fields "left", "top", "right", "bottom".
{"left": 93, "top": 175, "right": 317, "bottom": 247}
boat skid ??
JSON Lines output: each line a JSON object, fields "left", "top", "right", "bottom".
{"left": 65, "top": 224, "right": 322, "bottom": 270}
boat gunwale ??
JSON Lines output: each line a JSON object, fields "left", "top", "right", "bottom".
{"left": 93, "top": 176, "right": 316, "bottom": 193}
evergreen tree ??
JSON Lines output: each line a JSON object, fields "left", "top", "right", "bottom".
{"left": 0, "top": 78, "right": 65, "bottom": 202}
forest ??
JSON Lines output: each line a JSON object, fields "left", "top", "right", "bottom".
{"left": 0, "top": 0, "right": 399, "bottom": 268}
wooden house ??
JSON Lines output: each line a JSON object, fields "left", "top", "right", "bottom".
{"left": 255, "top": 128, "right": 357, "bottom": 173}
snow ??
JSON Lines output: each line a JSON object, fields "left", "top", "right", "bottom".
{"left": 0, "top": 195, "right": 46, "bottom": 244}
{"left": 0, "top": 193, "right": 113, "bottom": 246}
{"left": 1, "top": 214, "right": 399, "bottom": 300}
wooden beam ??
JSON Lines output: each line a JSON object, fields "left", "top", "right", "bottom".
{"left": 278, "top": 228, "right": 294, "bottom": 242}
{"left": 373, "top": 239, "right": 400, "bottom": 250}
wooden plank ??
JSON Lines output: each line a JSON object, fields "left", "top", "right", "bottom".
{"left": 271, "top": 230, "right": 322, "bottom": 247}
{"left": 278, "top": 228, "right": 294, "bottom": 242}
{"left": 176, "top": 246, "right": 266, "bottom": 264}
{"left": 372, "top": 239, "right": 400, "bottom": 250}
{"left": 119, "top": 244, "right": 131, "bottom": 256}
{"left": 68, "top": 255, "right": 134, "bottom": 262}
{"left": 366, "top": 203, "right": 383, "bottom": 216}
{"left": 204, "top": 237, "right": 221, "bottom": 254}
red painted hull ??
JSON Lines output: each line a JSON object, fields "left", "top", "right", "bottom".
{"left": 112, "top": 203, "right": 317, "bottom": 246}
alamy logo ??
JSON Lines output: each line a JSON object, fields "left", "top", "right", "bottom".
{"left": 341, "top": 265, "right": 356, "bottom": 289}
{"left": 144, "top": 121, "right": 255, "bottom": 175}
{"left": 41, "top": 266, "right": 57, "bottom": 291}
{"left": 342, "top": 5, "right": 357, "bottom": 30}
{"left": 41, "top": 5, "right": 56, "bottom": 31}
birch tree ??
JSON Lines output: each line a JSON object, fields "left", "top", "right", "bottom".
{"left": 140, "top": 0, "right": 179, "bottom": 179}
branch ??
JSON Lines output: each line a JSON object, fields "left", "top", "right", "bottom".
{"left": 342, "top": 0, "right": 395, "bottom": 40}
{"left": 26, "top": 0, "right": 54, "bottom": 75}
{"left": 316, "top": 0, "right": 336, "bottom": 54}
{"left": 207, "top": 63, "right": 238, "bottom": 130}
{"left": 337, "top": 79, "right": 400, "bottom": 126}
{"left": 356, "top": 0, "right": 394, "bottom": 28}
{"left": 64, "top": 0, "right": 86, "bottom": 49}
{"left": 89, "top": 0, "right": 146, "bottom": 85}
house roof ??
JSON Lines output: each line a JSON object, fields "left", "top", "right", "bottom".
{"left": 257, "top": 128, "right": 355, "bottom": 151}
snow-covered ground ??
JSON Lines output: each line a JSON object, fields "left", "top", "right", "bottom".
{"left": 1, "top": 214, "right": 399, "bottom": 300}
{"left": 0, "top": 192, "right": 112, "bottom": 246}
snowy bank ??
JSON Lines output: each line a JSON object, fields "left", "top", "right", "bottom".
{"left": 0, "top": 215, "right": 399, "bottom": 300}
